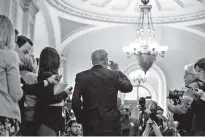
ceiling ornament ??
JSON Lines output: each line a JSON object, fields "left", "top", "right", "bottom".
{"left": 47, "top": 0, "right": 205, "bottom": 24}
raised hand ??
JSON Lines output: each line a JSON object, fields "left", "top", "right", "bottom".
{"left": 152, "top": 121, "right": 162, "bottom": 136}
{"left": 65, "top": 86, "right": 73, "bottom": 95}
{"left": 48, "top": 75, "right": 59, "bottom": 85}
{"left": 108, "top": 61, "right": 119, "bottom": 70}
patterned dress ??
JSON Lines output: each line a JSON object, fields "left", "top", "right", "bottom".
{"left": 0, "top": 117, "right": 20, "bottom": 136}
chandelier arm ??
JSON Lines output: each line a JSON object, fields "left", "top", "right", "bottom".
{"left": 140, "top": 9, "right": 145, "bottom": 45}
{"left": 141, "top": 9, "right": 145, "bottom": 30}
{"left": 149, "top": 7, "right": 155, "bottom": 36}
{"left": 138, "top": 6, "right": 143, "bottom": 30}
{"left": 147, "top": 8, "right": 151, "bottom": 33}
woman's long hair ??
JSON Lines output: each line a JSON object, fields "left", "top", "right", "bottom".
{"left": 0, "top": 15, "right": 15, "bottom": 50}
{"left": 38, "top": 47, "right": 60, "bottom": 76}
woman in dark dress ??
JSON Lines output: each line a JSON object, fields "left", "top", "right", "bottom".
{"left": 36, "top": 47, "right": 70, "bottom": 136}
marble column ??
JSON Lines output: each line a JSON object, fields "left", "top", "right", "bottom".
{"left": 19, "top": 0, "right": 39, "bottom": 41}
{"left": 60, "top": 56, "right": 67, "bottom": 83}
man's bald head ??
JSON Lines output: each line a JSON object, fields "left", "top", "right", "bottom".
{"left": 91, "top": 49, "right": 108, "bottom": 67}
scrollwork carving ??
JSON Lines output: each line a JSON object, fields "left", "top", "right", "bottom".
{"left": 47, "top": 0, "right": 205, "bottom": 24}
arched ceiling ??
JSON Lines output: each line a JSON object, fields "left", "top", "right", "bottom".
{"left": 47, "top": 0, "right": 205, "bottom": 24}
{"left": 39, "top": 0, "right": 205, "bottom": 55}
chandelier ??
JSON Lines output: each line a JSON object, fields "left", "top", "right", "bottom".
{"left": 129, "top": 70, "right": 148, "bottom": 85}
{"left": 123, "top": 0, "right": 168, "bottom": 74}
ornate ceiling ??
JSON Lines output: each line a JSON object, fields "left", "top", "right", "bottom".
{"left": 47, "top": 0, "right": 205, "bottom": 24}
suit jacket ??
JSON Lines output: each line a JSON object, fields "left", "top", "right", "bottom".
{"left": 191, "top": 99, "right": 205, "bottom": 132}
{"left": 72, "top": 65, "right": 133, "bottom": 134}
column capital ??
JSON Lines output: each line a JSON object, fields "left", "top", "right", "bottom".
{"left": 20, "top": 0, "right": 40, "bottom": 16}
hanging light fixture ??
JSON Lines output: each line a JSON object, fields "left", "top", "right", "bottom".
{"left": 129, "top": 69, "right": 148, "bottom": 84}
{"left": 123, "top": 0, "right": 168, "bottom": 74}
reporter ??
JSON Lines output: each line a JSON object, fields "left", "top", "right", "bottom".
{"left": 0, "top": 15, "right": 23, "bottom": 136}
{"left": 170, "top": 59, "right": 205, "bottom": 136}
{"left": 37, "top": 47, "right": 70, "bottom": 136}
{"left": 168, "top": 96, "right": 193, "bottom": 114}
{"left": 142, "top": 119, "right": 162, "bottom": 136}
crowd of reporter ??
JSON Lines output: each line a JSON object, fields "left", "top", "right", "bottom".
{"left": 2, "top": 14, "right": 205, "bottom": 136}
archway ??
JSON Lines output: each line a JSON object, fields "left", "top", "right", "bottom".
{"left": 120, "top": 63, "right": 167, "bottom": 115}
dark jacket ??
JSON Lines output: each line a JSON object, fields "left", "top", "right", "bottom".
{"left": 191, "top": 98, "right": 205, "bottom": 133}
{"left": 173, "top": 109, "right": 193, "bottom": 132}
{"left": 72, "top": 65, "right": 133, "bottom": 135}
{"left": 190, "top": 83, "right": 205, "bottom": 133}
{"left": 36, "top": 72, "right": 68, "bottom": 131}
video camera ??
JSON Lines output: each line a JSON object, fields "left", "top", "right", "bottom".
{"left": 139, "top": 97, "right": 146, "bottom": 111}
{"left": 138, "top": 96, "right": 151, "bottom": 112}
{"left": 167, "top": 89, "right": 184, "bottom": 105}
{"left": 138, "top": 99, "right": 163, "bottom": 135}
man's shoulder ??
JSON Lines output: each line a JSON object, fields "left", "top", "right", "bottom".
{"left": 76, "top": 69, "right": 91, "bottom": 78}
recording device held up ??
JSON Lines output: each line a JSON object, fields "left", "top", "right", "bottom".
{"left": 138, "top": 96, "right": 151, "bottom": 112}
{"left": 138, "top": 98, "right": 163, "bottom": 135}
{"left": 167, "top": 89, "right": 184, "bottom": 105}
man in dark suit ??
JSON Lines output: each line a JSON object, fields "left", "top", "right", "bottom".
{"left": 72, "top": 49, "right": 133, "bottom": 136}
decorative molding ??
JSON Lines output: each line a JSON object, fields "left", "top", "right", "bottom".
{"left": 20, "top": 0, "right": 39, "bottom": 38}
{"left": 11, "top": 0, "right": 18, "bottom": 27}
{"left": 30, "top": 0, "right": 40, "bottom": 18}
{"left": 173, "top": 0, "right": 184, "bottom": 8}
{"left": 19, "top": 0, "right": 31, "bottom": 10}
{"left": 189, "top": 24, "right": 205, "bottom": 34}
{"left": 19, "top": 0, "right": 24, "bottom": 9}
{"left": 20, "top": 0, "right": 40, "bottom": 15}
{"left": 47, "top": 0, "right": 205, "bottom": 24}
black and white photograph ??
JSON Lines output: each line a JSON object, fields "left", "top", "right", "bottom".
{"left": 0, "top": 0, "right": 205, "bottom": 136}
